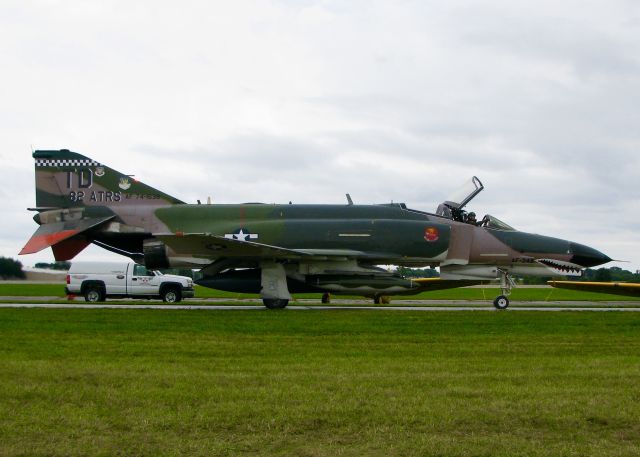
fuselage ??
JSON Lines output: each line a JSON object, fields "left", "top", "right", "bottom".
{"left": 144, "top": 202, "right": 609, "bottom": 273}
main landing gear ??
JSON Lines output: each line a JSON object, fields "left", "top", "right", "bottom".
{"left": 263, "top": 298, "right": 289, "bottom": 309}
{"left": 261, "top": 263, "right": 291, "bottom": 310}
{"left": 493, "top": 269, "right": 516, "bottom": 310}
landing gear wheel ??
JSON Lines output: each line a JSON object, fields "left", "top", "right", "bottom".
{"left": 493, "top": 295, "right": 509, "bottom": 310}
{"left": 321, "top": 293, "right": 331, "bottom": 304}
{"left": 494, "top": 269, "right": 515, "bottom": 310}
{"left": 84, "top": 287, "right": 105, "bottom": 303}
{"left": 373, "top": 295, "right": 391, "bottom": 305}
{"left": 161, "top": 287, "right": 181, "bottom": 303}
{"left": 263, "top": 298, "right": 289, "bottom": 309}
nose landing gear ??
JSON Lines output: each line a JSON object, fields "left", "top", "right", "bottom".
{"left": 493, "top": 295, "right": 510, "bottom": 310}
{"left": 494, "top": 269, "right": 516, "bottom": 310}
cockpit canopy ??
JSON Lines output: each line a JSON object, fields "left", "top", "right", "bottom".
{"left": 436, "top": 176, "right": 516, "bottom": 231}
{"left": 483, "top": 215, "right": 515, "bottom": 231}
{"left": 436, "top": 176, "right": 484, "bottom": 220}
{"left": 444, "top": 176, "right": 484, "bottom": 210}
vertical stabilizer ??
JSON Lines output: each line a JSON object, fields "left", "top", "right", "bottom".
{"left": 21, "top": 149, "right": 183, "bottom": 260}
{"left": 33, "top": 149, "right": 183, "bottom": 209}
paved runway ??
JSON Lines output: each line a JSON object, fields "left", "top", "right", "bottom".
{"left": 2, "top": 303, "right": 640, "bottom": 311}
{"left": 2, "top": 296, "right": 638, "bottom": 306}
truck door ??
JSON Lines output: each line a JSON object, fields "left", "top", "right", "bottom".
{"left": 109, "top": 265, "right": 128, "bottom": 294}
{"left": 128, "top": 264, "right": 160, "bottom": 296}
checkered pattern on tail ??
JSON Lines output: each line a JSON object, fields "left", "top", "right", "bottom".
{"left": 35, "top": 159, "right": 101, "bottom": 167}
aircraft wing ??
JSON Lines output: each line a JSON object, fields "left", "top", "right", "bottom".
{"left": 548, "top": 281, "right": 640, "bottom": 297}
{"left": 411, "top": 277, "right": 486, "bottom": 291}
{"left": 20, "top": 216, "right": 115, "bottom": 257}
{"left": 156, "top": 233, "right": 316, "bottom": 260}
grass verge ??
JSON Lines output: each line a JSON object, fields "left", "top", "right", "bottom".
{"left": 0, "top": 309, "right": 639, "bottom": 456}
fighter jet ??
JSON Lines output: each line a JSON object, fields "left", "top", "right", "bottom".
{"left": 20, "top": 149, "right": 612, "bottom": 309}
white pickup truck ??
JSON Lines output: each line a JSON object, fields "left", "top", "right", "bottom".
{"left": 66, "top": 262, "right": 195, "bottom": 303}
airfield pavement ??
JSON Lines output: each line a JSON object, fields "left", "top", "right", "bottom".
{"left": 2, "top": 283, "right": 639, "bottom": 312}
{"left": 3, "top": 302, "right": 640, "bottom": 311}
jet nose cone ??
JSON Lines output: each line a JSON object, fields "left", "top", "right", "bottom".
{"left": 570, "top": 242, "right": 612, "bottom": 268}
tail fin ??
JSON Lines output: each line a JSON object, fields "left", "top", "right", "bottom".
{"left": 32, "top": 149, "right": 183, "bottom": 209}
{"left": 21, "top": 149, "right": 183, "bottom": 260}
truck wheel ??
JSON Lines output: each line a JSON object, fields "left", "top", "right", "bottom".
{"left": 161, "top": 287, "right": 181, "bottom": 303}
{"left": 84, "top": 287, "right": 104, "bottom": 303}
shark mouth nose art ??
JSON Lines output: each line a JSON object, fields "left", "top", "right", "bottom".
{"left": 537, "top": 259, "right": 583, "bottom": 276}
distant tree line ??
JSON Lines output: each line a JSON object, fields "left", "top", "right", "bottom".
{"left": 519, "top": 266, "right": 640, "bottom": 285}
{"left": 394, "top": 265, "right": 640, "bottom": 284}
{"left": 0, "top": 257, "right": 26, "bottom": 279}
{"left": 394, "top": 267, "right": 440, "bottom": 278}
{"left": 581, "top": 266, "right": 640, "bottom": 282}
{"left": 34, "top": 261, "right": 71, "bottom": 270}
{"left": 2, "top": 256, "right": 637, "bottom": 284}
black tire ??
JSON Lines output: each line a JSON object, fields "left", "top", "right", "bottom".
{"left": 493, "top": 295, "right": 509, "bottom": 310}
{"left": 161, "top": 287, "right": 181, "bottom": 303}
{"left": 263, "top": 298, "right": 289, "bottom": 309}
{"left": 321, "top": 292, "right": 331, "bottom": 304}
{"left": 373, "top": 295, "right": 391, "bottom": 305}
{"left": 84, "top": 286, "right": 105, "bottom": 303}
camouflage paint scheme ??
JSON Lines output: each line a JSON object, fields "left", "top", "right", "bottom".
{"left": 21, "top": 149, "right": 612, "bottom": 308}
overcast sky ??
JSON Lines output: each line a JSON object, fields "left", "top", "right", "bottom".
{"left": 1, "top": 0, "right": 639, "bottom": 272}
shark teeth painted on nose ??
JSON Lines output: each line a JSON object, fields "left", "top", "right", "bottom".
{"left": 537, "top": 259, "right": 583, "bottom": 275}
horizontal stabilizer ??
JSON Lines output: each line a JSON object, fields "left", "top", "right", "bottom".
{"left": 51, "top": 238, "right": 91, "bottom": 261}
{"left": 549, "top": 281, "right": 640, "bottom": 297}
{"left": 19, "top": 215, "right": 114, "bottom": 255}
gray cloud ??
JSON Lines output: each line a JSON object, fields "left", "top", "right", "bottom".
{"left": 2, "top": 0, "right": 638, "bottom": 270}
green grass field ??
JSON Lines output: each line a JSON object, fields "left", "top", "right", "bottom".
{"left": 1, "top": 283, "right": 638, "bottom": 302}
{"left": 1, "top": 309, "right": 639, "bottom": 456}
